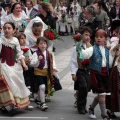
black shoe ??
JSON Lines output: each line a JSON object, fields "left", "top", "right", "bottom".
{"left": 85, "top": 109, "right": 88, "bottom": 113}
{"left": 107, "top": 110, "right": 117, "bottom": 119}
{"left": 0, "top": 107, "right": 8, "bottom": 113}
{"left": 78, "top": 110, "right": 86, "bottom": 114}
{"left": 101, "top": 114, "right": 111, "bottom": 120}
{"left": 35, "top": 99, "right": 41, "bottom": 105}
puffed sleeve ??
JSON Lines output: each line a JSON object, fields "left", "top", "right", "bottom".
{"left": 30, "top": 52, "right": 39, "bottom": 67}
{"left": 15, "top": 38, "right": 25, "bottom": 60}
{"left": 81, "top": 47, "right": 93, "bottom": 59}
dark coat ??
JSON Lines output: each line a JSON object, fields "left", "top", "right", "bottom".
{"left": 1, "top": 2, "right": 11, "bottom": 9}
{"left": 36, "top": 14, "right": 56, "bottom": 30}
{"left": 110, "top": 6, "right": 120, "bottom": 19}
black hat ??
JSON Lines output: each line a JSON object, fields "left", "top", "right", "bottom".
{"left": 111, "top": 20, "right": 120, "bottom": 33}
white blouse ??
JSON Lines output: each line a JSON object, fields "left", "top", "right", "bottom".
{"left": 0, "top": 36, "right": 24, "bottom": 60}
{"left": 30, "top": 50, "right": 48, "bottom": 69}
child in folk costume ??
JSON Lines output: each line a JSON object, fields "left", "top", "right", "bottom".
{"left": 0, "top": 22, "right": 30, "bottom": 112}
{"left": 70, "top": 26, "right": 92, "bottom": 114}
{"left": 16, "top": 33, "right": 32, "bottom": 90}
{"left": 66, "top": 14, "right": 75, "bottom": 34}
{"left": 106, "top": 26, "right": 120, "bottom": 119}
{"left": 59, "top": 10, "right": 68, "bottom": 35}
{"left": 73, "top": 6, "right": 80, "bottom": 33}
{"left": 30, "top": 37, "right": 54, "bottom": 111}
{"left": 24, "top": 17, "right": 48, "bottom": 102}
{"left": 78, "top": 29, "right": 112, "bottom": 120}
{"left": 53, "top": 12, "right": 60, "bottom": 33}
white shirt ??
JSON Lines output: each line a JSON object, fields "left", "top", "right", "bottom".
{"left": 30, "top": 50, "right": 48, "bottom": 69}
{"left": 81, "top": 45, "right": 113, "bottom": 68}
{"left": 69, "top": 46, "right": 78, "bottom": 75}
{"left": 26, "top": 7, "right": 32, "bottom": 18}
{"left": 69, "top": 44, "right": 87, "bottom": 75}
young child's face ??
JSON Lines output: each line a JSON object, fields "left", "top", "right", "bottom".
{"left": 3, "top": 24, "right": 15, "bottom": 38}
{"left": 38, "top": 40, "right": 47, "bottom": 51}
{"left": 82, "top": 31, "right": 91, "bottom": 43}
{"left": 19, "top": 35, "right": 26, "bottom": 46}
{"left": 32, "top": 26, "right": 43, "bottom": 36}
{"left": 95, "top": 35, "right": 107, "bottom": 46}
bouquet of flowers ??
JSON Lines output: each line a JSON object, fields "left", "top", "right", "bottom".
{"left": 44, "top": 26, "right": 63, "bottom": 41}
{"left": 61, "top": 13, "right": 66, "bottom": 23}
{"left": 81, "top": 59, "right": 90, "bottom": 72}
{"left": 73, "top": 34, "right": 83, "bottom": 42}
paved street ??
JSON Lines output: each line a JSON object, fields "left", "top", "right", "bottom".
{"left": 0, "top": 35, "right": 120, "bottom": 120}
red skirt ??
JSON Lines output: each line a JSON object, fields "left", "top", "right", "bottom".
{"left": 90, "top": 67, "right": 110, "bottom": 94}
{"left": 106, "top": 66, "right": 120, "bottom": 112}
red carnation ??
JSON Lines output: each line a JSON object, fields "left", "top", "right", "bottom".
{"left": 81, "top": 59, "right": 90, "bottom": 67}
{"left": 44, "top": 31, "right": 55, "bottom": 40}
{"left": 21, "top": 48, "right": 29, "bottom": 53}
{"left": 73, "top": 34, "right": 82, "bottom": 42}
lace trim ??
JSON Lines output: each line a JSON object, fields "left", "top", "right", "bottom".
{"left": 1, "top": 37, "right": 16, "bottom": 49}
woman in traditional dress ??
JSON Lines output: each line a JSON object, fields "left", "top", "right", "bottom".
{"left": 4, "top": 2, "right": 29, "bottom": 32}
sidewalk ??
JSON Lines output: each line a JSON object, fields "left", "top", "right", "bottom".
{"left": 55, "top": 47, "right": 74, "bottom": 90}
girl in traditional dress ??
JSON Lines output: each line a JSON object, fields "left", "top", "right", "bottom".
{"left": 0, "top": 22, "right": 30, "bottom": 112}
{"left": 73, "top": 6, "right": 80, "bottom": 33}
{"left": 30, "top": 37, "right": 53, "bottom": 111}
{"left": 16, "top": 33, "right": 32, "bottom": 89}
{"left": 66, "top": 14, "right": 74, "bottom": 34}
{"left": 78, "top": 29, "right": 112, "bottom": 120}
{"left": 106, "top": 26, "right": 120, "bottom": 119}
{"left": 59, "top": 10, "right": 68, "bottom": 35}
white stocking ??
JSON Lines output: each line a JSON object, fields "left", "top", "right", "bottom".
{"left": 38, "top": 84, "right": 45, "bottom": 103}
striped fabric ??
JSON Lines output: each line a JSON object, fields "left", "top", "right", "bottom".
{"left": 0, "top": 76, "right": 30, "bottom": 108}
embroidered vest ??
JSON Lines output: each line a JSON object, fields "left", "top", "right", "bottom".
{"left": 90, "top": 44, "right": 109, "bottom": 73}
{"left": 0, "top": 44, "right": 16, "bottom": 66}
{"left": 76, "top": 42, "right": 92, "bottom": 68}
{"left": 36, "top": 48, "right": 49, "bottom": 69}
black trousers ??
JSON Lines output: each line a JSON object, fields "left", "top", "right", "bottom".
{"left": 76, "top": 69, "right": 90, "bottom": 111}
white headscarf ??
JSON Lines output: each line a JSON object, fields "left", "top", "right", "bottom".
{"left": 24, "top": 16, "right": 48, "bottom": 36}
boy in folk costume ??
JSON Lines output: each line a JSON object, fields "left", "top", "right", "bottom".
{"left": 30, "top": 37, "right": 54, "bottom": 111}
{"left": 69, "top": 26, "right": 92, "bottom": 114}
{"left": 78, "top": 29, "right": 112, "bottom": 120}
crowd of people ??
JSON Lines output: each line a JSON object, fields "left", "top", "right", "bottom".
{"left": 0, "top": 0, "right": 120, "bottom": 120}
